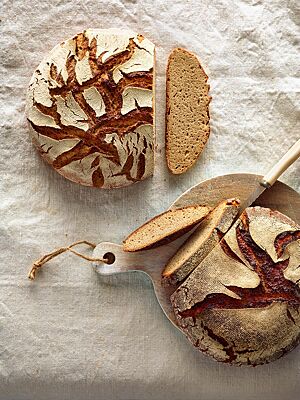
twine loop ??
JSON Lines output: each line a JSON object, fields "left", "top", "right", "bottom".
{"left": 28, "top": 240, "right": 108, "bottom": 280}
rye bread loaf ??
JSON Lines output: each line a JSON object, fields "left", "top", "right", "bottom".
{"left": 26, "top": 29, "right": 155, "bottom": 189}
{"left": 165, "top": 48, "right": 211, "bottom": 174}
{"left": 162, "top": 198, "right": 240, "bottom": 284}
{"left": 171, "top": 207, "right": 300, "bottom": 365}
{"left": 123, "top": 204, "right": 211, "bottom": 252}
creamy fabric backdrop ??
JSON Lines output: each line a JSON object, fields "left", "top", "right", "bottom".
{"left": 0, "top": 0, "right": 299, "bottom": 399}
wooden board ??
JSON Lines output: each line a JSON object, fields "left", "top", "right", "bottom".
{"left": 172, "top": 174, "right": 300, "bottom": 222}
{"left": 93, "top": 173, "right": 300, "bottom": 329}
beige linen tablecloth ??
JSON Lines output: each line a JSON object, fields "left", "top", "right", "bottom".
{"left": 0, "top": 0, "right": 299, "bottom": 399}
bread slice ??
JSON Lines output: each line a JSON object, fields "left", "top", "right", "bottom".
{"left": 162, "top": 198, "right": 240, "bottom": 284}
{"left": 123, "top": 204, "right": 211, "bottom": 252}
{"left": 165, "top": 48, "right": 211, "bottom": 174}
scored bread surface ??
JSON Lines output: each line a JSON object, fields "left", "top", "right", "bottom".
{"left": 123, "top": 204, "right": 211, "bottom": 252}
{"left": 162, "top": 198, "right": 240, "bottom": 284}
{"left": 26, "top": 29, "right": 155, "bottom": 189}
{"left": 166, "top": 48, "right": 210, "bottom": 174}
{"left": 170, "top": 207, "right": 300, "bottom": 365}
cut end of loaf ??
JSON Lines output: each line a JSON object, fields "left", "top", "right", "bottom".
{"left": 166, "top": 48, "right": 211, "bottom": 175}
{"left": 123, "top": 204, "right": 211, "bottom": 252}
{"left": 26, "top": 29, "right": 155, "bottom": 189}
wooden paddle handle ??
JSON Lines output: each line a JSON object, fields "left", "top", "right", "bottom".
{"left": 93, "top": 234, "right": 192, "bottom": 278}
{"left": 92, "top": 242, "right": 180, "bottom": 277}
{"left": 261, "top": 138, "right": 300, "bottom": 187}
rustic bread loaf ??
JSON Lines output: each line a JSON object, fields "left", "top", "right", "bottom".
{"left": 162, "top": 198, "right": 240, "bottom": 284}
{"left": 26, "top": 29, "right": 155, "bottom": 189}
{"left": 171, "top": 207, "right": 300, "bottom": 365}
{"left": 123, "top": 204, "right": 211, "bottom": 252}
{"left": 165, "top": 48, "right": 210, "bottom": 174}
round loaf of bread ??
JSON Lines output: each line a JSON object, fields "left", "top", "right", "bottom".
{"left": 171, "top": 207, "right": 300, "bottom": 365}
{"left": 26, "top": 29, "right": 155, "bottom": 189}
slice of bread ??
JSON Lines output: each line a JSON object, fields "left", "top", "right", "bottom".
{"left": 162, "top": 198, "right": 240, "bottom": 284}
{"left": 165, "top": 48, "right": 211, "bottom": 174}
{"left": 123, "top": 204, "right": 211, "bottom": 252}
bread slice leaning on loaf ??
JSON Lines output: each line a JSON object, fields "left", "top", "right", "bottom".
{"left": 162, "top": 198, "right": 240, "bottom": 284}
{"left": 123, "top": 204, "right": 211, "bottom": 252}
{"left": 166, "top": 48, "right": 211, "bottom": 174}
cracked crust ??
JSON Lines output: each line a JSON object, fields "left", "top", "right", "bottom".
{"left": 171, "top": 207, "right": 300, "bottom": 365}
{"left": 184, "top": 304, "right": 300, "bottom": 366}
{"left": 26, "top": 29, "right": 155, "bottom": 189}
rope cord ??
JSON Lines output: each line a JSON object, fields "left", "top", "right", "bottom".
{"left": 28, "top": 240, "right": 108, "bottom": 280}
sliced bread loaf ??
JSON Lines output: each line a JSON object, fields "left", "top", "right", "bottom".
{"left": 123, "top": 204, "right": 211, "bottom": 252}
{"left": 170, "top": 207, "right": 300, "bottom": 365}
{"left": 162, "top": 198, "right": 240, "bottom": 284}
{"left": 165, "top": 48, "right": 211, "bottom": 174}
